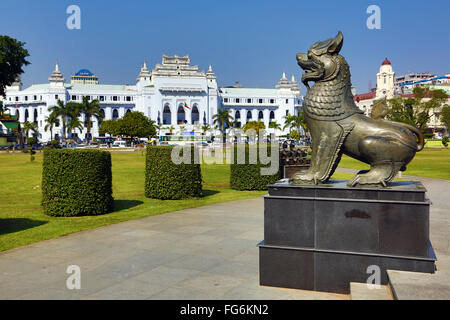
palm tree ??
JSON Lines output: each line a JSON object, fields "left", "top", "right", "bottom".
{"left": 269, "top": 121, "right": 281, "bottom": 136}
{"left": 201, "top": 124, "right": 211, "bottom": 136}
{"left": 22, "top": 121, "right": 37, "bottom": 143}
{"left": 48, "top": 99, "right": 79, "bottom": 141}
{"left": 44, "top": 113, "right": 60, "bottom": 141}
{"left": 212, "top": 109, "right": 234, "bottom": 143}
{"left": 76, "top": 96, "right": 103, "bottom": 142}
{"left": 67, "top": 117, "right": 83, "bottom": 140}
{"left": 283, "top": 113, "right": 308, "bottom": 136}
{"left": 168, "top": 125, "right": 175, "bottom": 135}
{"left": 283, "top": 114, "right": 295, "bottom": 135}
{"left": 155, "top": 124, "right": 163, "bottom": 137}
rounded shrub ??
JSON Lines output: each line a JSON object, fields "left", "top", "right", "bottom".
{"left": 230, "top": 144, "right": 281, "bottom": 191}
{"left": 42, "top": 149, "right": 113, "bottom": 217}
{"left": 145, "top": 146, "right": 202, "bottom": 200}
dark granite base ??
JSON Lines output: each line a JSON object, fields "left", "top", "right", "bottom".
{"left": 259, "top": 180, "right": 436, "bottom": 294}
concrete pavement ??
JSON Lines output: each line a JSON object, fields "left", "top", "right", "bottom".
{"left": 0, "top": 198, "right": 347, "bottom": 300}
{"left": 0, "top": 171, "right": 449, "bottom": 300}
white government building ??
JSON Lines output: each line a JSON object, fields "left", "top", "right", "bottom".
{"left": 3, "top": 55, "right": 303, "bottom": 142}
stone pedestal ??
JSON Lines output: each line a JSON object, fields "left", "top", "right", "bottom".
{"left": 259, "top": 180, "right": 436, "bottom": 294}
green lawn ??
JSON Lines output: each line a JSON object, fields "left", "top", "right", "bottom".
{"left": 337, "top": 149, "right": 450, "bottom": 180}
{"left": 0, "top": 148, "right": 448, "bottom": 252}
{"left": 0, "top": 152, "right": 265, "bottom": 252}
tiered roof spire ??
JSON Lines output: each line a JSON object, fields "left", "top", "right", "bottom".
{"left": 276, "top": 71, "right": 291, "bottom": 89}
{"left": 206, "top": 64, "right": 216, "bottom": 80}
{"left": 48, "top": 62, "right": 65, "bottom": 83}
{"left": 137, "top": 60, "right": 151, "bottom": 82}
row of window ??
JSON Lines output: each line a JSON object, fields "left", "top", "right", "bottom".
{"left": 8, "top": 95, "right": 134, "bottom": 103}
{"left": 8, "top": 95, "right": 43, "bottom": 102}
{"left": 233, "top": 110, "right": 276, "bottom": 120}
{"left": 223, "top": 98, "right": 288, "bottom": 104}
{"left": 70, "top": 95, "right": 133, "bottom": 102}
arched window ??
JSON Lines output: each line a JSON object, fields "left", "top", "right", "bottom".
{"left": 191, "top": 104, "right": 200, "bottom": 124}
{"left": 99, "top": 109, "right": 105, "bottom": 120}
{"left": 177, "top": 104, "right": 186, "bottom": 124}
{"left": 126, "top": 109, "right": 131, "bottom": 114}
{"left": 157, "top": 111, "right": 161, "bottom": 125}
{"left": 16, "top": 109, "right": 20, "bottom": 120}
{"left": 163, "top": 104, "right": 171, "bottom": 125}
{"left": 25, "top": 109, "right": 29, "bottom": 122}
{"left": 258, "top": 111, "right": 264, "bottom": 121}
{"left": 203, "top": 112, "right": 206, "bottom": 124}
{"left": 34, "top": 109, "right": 38, "bottom": 124}
{"left": 269, "top": 111, "right": 275, "bottom": 121}
{"left": 247, "top": 110, "right": 252, "bottom": 121}
{"left": 235, "top": 110, "right": 241, "bottom": 119}
{"left": 112, "top": 109, "right": 119, "bottom": 120}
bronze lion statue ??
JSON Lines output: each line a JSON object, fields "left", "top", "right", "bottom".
{"left": 291, "top": 31, "right": 423, "bottom": 187}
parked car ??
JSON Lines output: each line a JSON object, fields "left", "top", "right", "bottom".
{"left": 99, "top": 143, "right": 109, "bottom": 148}
{"left": 88, "top": 142, "right": 99, "bottom": 148}
{"left": 112, "top": 140, "right": 127, "bottom": 148}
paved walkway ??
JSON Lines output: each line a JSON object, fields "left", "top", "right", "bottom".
{"left": 1, "top": 172, "right": 449, "bottom": 300}
{"left": 0, "top": 199, "right": 347, "bottom": 300}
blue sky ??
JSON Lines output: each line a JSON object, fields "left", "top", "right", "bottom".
{"left": 1, "top": 0, "right": 449, "bottom": 94}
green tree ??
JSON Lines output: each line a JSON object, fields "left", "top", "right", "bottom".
{"left": 48, "top": 99, "right": 79, "bottom": 140}
{"left": 44, "top": 113, "right": 60, "bottom": 141}
{"left": 119, "top": 111, "right": 156, "bottom": 138}
{"left": 243, "top": 120, "right": 266, "bottom": 141}
{"left": 441, "top": 105, "right": 450, "bottom": 133}
{"left": 387, "top": 87, "right": 448, "bottom": 132}
{"left": 283, "top": 113, "right": 307, "bottom": 135}
{"left": 22, "top": 121, "right": 37, "bottom": 143}
{"left": 289, "top": 129, "right": 301, "bottom": 140}
{"left": 99, "top": 120, "right": 119, "bottom": 137}
{"left": 283, "top": 114, "right": 294, "bottom": 134}
{"left": 75, "top": 96, "right": 103, "bottom": 142}
{"left": 0, "top": 35, "right": 30, "bottom": 97}
{"left": 26, "top": 137, "right": 37, "bottom": 161}
{"left": 155, "top": 123, "right": 163, "bottom": 136}
{"left": 442, "top": 136, "right": 449, "bottom": 148}
{"left": 99, "top": 111, "right": 155, "bottom": 140}
{"left": 201, "top": 124, "right": 211, "bottom": 136}
{"left": 67, "top": 117, "right": 84, "bottom": 139}
{"left": 212, "top": 109, "right": 234, "bottom": 143}
{"left": 269, "top": 121, "right": 281, "bottom": 136}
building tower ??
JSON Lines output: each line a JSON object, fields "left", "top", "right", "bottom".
{"left": 376, "top": 58, "right": 395, "bottom": 100}
{"left": 48, "top": 62, "right": 66, "bottom": 89}
{"left": 206, "top": 65, "right": 218, "bottom": 124}
{"left": 136, "top": 60, "right": 151, "bottom": 91}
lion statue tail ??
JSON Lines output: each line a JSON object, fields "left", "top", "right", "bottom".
{"left": 383, "top": 120, "right": 425, "bottom": 152}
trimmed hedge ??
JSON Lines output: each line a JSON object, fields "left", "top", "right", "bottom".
{"left": 145, "top": 146, "right": 202, "bottom": 199}
{"left": 42, "top": 149, "right": 113, "bottom": 217}
{"left": 230, "top": 144, "right": 281, "bottom": 190}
